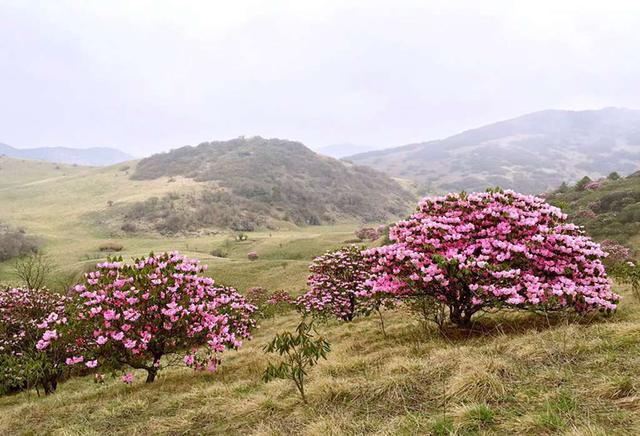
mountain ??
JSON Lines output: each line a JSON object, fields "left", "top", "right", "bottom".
{"left": 127, "top": 136, "right": 414, "bottom": 232}
{"left": 0, "top": 143, "right": 134, "bottom": 166}
{"left": 346, "top": 108, "right": 640, "bottom": 194}
{"left": 315, "top": 142, "right": 378, "bottom": 159}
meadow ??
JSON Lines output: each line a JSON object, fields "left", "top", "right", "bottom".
{"left": 1, "top": 158, "right": 639, "bottom": 435}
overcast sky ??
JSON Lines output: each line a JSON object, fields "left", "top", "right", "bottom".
{"left": 1, "top": 0, "right": 640, "bottom": 156}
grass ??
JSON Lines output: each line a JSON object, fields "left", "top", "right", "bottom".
{"left": 2, "top": 286, "right": 640, "bottom": 435}
{"left": 0, "top": 157, "right": 365, "bottom": 291}
{"left": 3, "top": 157, "right": 640, "bottom": 434}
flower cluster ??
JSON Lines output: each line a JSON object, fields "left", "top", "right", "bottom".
{"left": 64, "top": 252, "right": 257, "bottom": 382}
{"left": 600, "top": 240, "right": 632, "bottom": 266}
{"left": 0, "top": 287, "right": 71, "bottom": 394}
{"left": 365, "top": 190, "right": 620, "bottom": 327}
{"left": 297, "top": 246, "right": 394, "bottom": 321}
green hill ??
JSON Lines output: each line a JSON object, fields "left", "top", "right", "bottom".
{"left": 129, "top": 136, "right": 414, "bottom": 232}
{"left": 546, "top": 171, "right": 640, "bottom": 245}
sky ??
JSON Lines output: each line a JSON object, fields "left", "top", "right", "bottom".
{"left": 1, "top": 0, "right": 640, "bottom": 157}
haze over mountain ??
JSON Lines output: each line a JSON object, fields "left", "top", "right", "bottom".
{"left": 346, "top": 108, "right": 640, "bottom": 194}
{"left": 315, "top": 143, "right": 379, "bottom": 159}
{"left": 0, "top": 143, "right": 133, "bottom": 166}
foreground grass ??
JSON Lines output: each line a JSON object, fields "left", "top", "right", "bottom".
{"left": 2, "top": 286, "right": 639, "bottom": 435}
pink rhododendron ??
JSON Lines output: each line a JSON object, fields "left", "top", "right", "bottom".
{"left": 297, "top": 245, "right": 396, "bottom": 321}
{"left": 0, "top": 287, "right": 73, "bottom": 394}
{"left": 365, "top": 190, "right": 620, "bottom": 327}
{"left": 68, "top": 252, "right": 257, "bottom": 383}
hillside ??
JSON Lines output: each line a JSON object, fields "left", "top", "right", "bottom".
{"left": 546, "top": 171, "right": 640, "bottom": 245}
{"left": 0, "top": 156, "right": 395, "bottom": 289}
{"left": 1, "top": 287, "right": 638, "bottom": 434}
{"left": 0, "top": 142, "right": 133, "bottom": 166}
{"left": 347, "top": 108, "right": 640, "bottom": 194}
{"left": 129, "top": 137, "right": 414, "bottom": 231}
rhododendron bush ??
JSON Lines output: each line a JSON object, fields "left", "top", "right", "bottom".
{"left": 365, "top": 190, "right": 619, "bottom": 327}
{"left": 297, "top": 246, "right": 394, "bottom": 322}
{"left": 65, "top": 252, "right": 257, "bottom": 382}
{"left": 0, "top": 287, "right": 71, "bottom": 394}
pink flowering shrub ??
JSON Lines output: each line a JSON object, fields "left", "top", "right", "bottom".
{"left": 600, "top": 240, "right": 632, "bottom": 267}
{"left": 247, "top": 251, "right": 259, "bottom": 261}
{"left": 0, "top": 287, "right": 71, "bottom": 395}
{"left": 355, "top": 227, "right": 379, "bottom": 241}
{"left": 585, "top": 180, "right": 603, "bottom": 190}
{"left": 66, "top": 252, "right": 257, "bottom": 383}
{"left": 246, "top": 287, "right": 294, "bottom": 318}
{"left": 365, "top": 190, "right": 619, "bottom": 328}
{"left": 297, "top": 246, "right": 395, "bottom": 322}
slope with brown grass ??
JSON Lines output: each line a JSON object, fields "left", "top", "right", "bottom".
{"left": 1, "top": 285, "right": 638, "bottom": 435}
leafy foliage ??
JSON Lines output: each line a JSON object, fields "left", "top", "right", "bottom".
{"left": 263, "top": 319, "right": 330, "bottom": 403}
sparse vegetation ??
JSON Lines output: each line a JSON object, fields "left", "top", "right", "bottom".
{"left": 0, "top": 224, "right": 39, "bottom": 262}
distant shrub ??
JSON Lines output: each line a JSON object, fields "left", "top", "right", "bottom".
{"left": 247, "top": 251, "right": 259, "bottom": 261}
{"left": 120, "top": 222, "right": 137, "bottom": 233}
{"left": 0, "top": 287, "right": 72, "bottom": 395}
{"left": 0, "top": 226, "right": 39, "bottom": 262}
{"left": 585, "top": 180, "right": 603, "bottom": 190}
{"left": 236, "top": 233, "right": 248, "bottom": 241}
{"left": 608, "top": 172, "right": 621, "bottom": 181}
{"left": 365, "top": 190, "right": 620, "bottom": 328}
{"left": 575, "top": 176, "right": 592, "bottom": 191}
{"left": 13, "top": 253, "right": 53, "bottom": 290}
{"left": 247, "top": 288, "right": 294, "bottom": 318}
{"left": 354, "top": 227, "right": 379, "bottom": 241}
{"left": 119, "top": 165, "right": 130, "bottom": 172}
{"left": 209, "top": 248, "right": 228, "bottom": 258}
{"left": 98, "top": 242, "right": 124, "bottom": 252}
{"left": 64, "top": 252, "right": 257, "bottom": 383}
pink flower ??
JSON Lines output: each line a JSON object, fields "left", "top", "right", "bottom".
{"left": 121, "top": 372, "right": 134, "bottom": 384}
{"left": 86, "top": 360, "right": 98, "bottom": 368}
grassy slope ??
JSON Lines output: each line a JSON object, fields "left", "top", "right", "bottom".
{"left": 2, "top": 158, "right": 640, "bottom": 434}
{"left": 1, "top": 286, "right": 638, "bottom": 435}
{"left": 0, "top": 157, "right": 361, "bottom": 291}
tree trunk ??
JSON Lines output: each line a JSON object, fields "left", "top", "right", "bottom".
{"left": 450, "top": 306, "right": 473, "bottom": 329}
{"left": 146, "top": 367, "right": 157, "bottom": 383}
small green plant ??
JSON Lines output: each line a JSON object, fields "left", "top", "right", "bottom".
{"left": 262, "top": 319, "right": 330, "bottom": 403}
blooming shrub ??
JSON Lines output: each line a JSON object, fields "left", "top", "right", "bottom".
{"left": 247, "top": 251, "right": 259, "bottom": 261}
{"left": 246, "top": 287, "right": 293, "bottom": 318}
{"left": 0, "top": 287, "right": 71, "bottom": 394}
{"left": 354, "top": 227, "right": 379, "bottom": 241}
{"left": 600, "top": 240, "right": 632, "bottom": 268}
{"left": 365, "top": 190, "right": 619, "bottom": 327}
{"left": 66, "top": 252, "right": 257, "bottom": 383}
{"left": 297, "top": 246, "right": 394, "bottom": 322}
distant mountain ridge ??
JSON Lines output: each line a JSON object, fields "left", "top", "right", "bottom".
{"left": 346, "top": 108, "right": 640, "bottom": 194}
{"left": 0, "top": 143, "right": 133, "bottom": 166}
